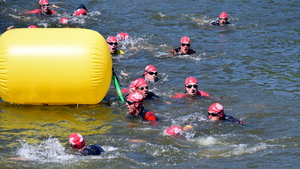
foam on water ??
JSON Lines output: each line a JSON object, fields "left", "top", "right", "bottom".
{"left": 16, "top": 137, "right": 77, "bottom": 163}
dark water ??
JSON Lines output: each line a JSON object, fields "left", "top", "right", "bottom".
{"left": 0, "top": 0, "right": 299, "bottom": 168}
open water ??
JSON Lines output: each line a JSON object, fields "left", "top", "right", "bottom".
{"left": 0, "top": 0, "right": 299, "bottom": 168}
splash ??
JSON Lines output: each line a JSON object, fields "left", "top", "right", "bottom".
{"left": 16, "top": 137, "right": 77, "bottom": 163}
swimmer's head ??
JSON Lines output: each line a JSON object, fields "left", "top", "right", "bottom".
{"left": 208, "top": 103, "right": 225, "bottom": 121}
{"left": 106, "top": 36, "right": 118, "bottom": 43}
{"left": 144, "top": 65, "right": 158, "bottom": 82}
{"left": 145, "top": 65, "right": 157, "bottom": 73}
{"left": 68, "top": 133, "right": 86, "bottom": 150}
{"left": 116, "top": 33, "right": 130, "bottom": 41}
{"left": 28, "top": 25, "right": 38, "bottom": 28}
{"left": 184, "top": 77, "right": 198, "bottom": 96}
{"left": 59, "top": 17, "right": 69, "bottom": 24}
{"left": 218, "top": 12, "right": 228, "bottom": 25}
{"left": 129, "top": 78, "right": 148, "bottom": 93}
{"left": 184, "top": 77, "right": 198, "bottom": 86}
{"left": 164, "top": 125, "right": 182, "bottom": 136}
{"left": 126, "top": 92, "right": 143, "bottom": 104}
{"left": 208, "top": 103, "right": 224, "bottom": 113}
{"left": 73, "top": 8, "right": 87, "bottom": 16}
{"left": 39, "top": 0, "right": 49, "bottom": 5}
{"left": 180, "top": 36, "right": 190, "bottom": 44}
{"left": 219, "top": 12, "right": 228, "bottom": 19}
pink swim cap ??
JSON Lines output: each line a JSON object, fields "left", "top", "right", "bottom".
{"left": 145, "top": 65, "right": 157, "bottom": 72}
{"left": 116, "top": 33, "right": 130, "bottom": 41}
{"left": 68, "top": 133, "right": 86, "bottom": 149}
{"left": 164, "top": 126, "right": 182, "bottom": 136}
{"left": 74, "top": 9, "right": 87, "bottom": 16}
{"left": 127, "top": 92, "right": 143, "bottom": 102}
{"left": 106, "top": 36, "right": 118, "bottom": 42}
{"left": 180, "top": 36, "right": 190, "bottom": 43}
{"left": 184, "top": 77, "right": 198, "bottom": 85}
{"left": 219, "top": 12, "right": 228, "bottom": 18}
{"left": 208, "top": 103, "right": 224, "bottom": 113}
{"left": 28, "top": 25, "right": 38, "bottom": 28}
{"left": 39, "top": 0, "right": 49, "bottom": 5}
{"left": 59, "top": 17, "right": 68, "bottom": 24}
{"left": 129, "top": 78, "right": 148, "bottom": 92}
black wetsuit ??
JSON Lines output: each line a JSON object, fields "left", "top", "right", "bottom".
{"left": 145, "top": 91, "right": 159, "bottom": 100}
{"left": 80, "top": 145, "right": 105, "bottom": 156}
{"left": 190, "top": 114, "right": 243, "bottom": 124}
{"left": 210, "top": 20, "right": 231, "bottom": 26}
{"left": 223, "top": 114, "right": 243, "bottom": 124}
{"left": 169, "top": 47, "right": 196, "bottom": 55}
{"left": 128, "top": 106, "right": 158, "bottom": 121}
{"left": 124, "top": 91, "right": 159, "bottom": 101}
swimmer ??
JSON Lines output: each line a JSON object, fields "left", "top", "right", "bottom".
{"left": 72, "top": 4, "right": 88, "bottom": 16}
{"left": 122, "top": 78, "right": 158, "bottom": 100}
{"left": 210, "top": 12, "right": 231, "bottom": 26}
{"left": 59, "top": 17, "right": 69, "bottom": 24}
{"left": 6, "top": 25, "right": 38, "bottom": 30}
{"left": 26, "top": 0, "right": 57, "bottom": 15}
{"left": 126, "top": 92, "right": 158, "bottom": 123}
{"left": 68, "top": 133, "right": 105, "bottom": 156}
{"left": 164, "top": 125, "right": 193, "bottom": 139}
{"left": 141, "top": 65, "right": 158, "bottom": 83}
{"left": 169, "top": 36, "right": 196, "bottom": 56}
{"left": 172, "top": 77, "right": 211, "bottom": 98}
{"left": 106, "top": 36, "right": 124, "bottom": 55}
{"left": 28, "top": 25, "right": 38, "bottom": 28}
{"left": 207, "top": 103, "right": 244, "bottom": 123}
{"left": 116, "top": 32, "right": 130, "bottom": 41}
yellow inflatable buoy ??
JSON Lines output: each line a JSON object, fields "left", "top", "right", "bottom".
{"left": 0, "top": 28, "right": 112, "bottom": 105}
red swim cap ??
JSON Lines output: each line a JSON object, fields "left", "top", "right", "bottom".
{"left": 208, "top": 103, "right": 224, "bottom": 113}
{"left": 28, "top": 25, "right": 38, "bottom": 28}
{"left": 116, "top": 33, "right": 130, "bottom": 41}
{"left": 106, "top": 36, "right": 117, "bottom": 42}
{"left": 39, "top": 0, "right": 49, "bottom": 5}
{"left": 68, "top": 133, "right": 86, "bottom": 149}
{"left": 74, "top": 8, "right": 87, "bottom": 16}
{"left": 219, "top": 12, "right": 228, "bottom": 18}
{"left": 184, "top": 77, "right": 198, "bottom": 85}
{"left": 180, "top": 36, "right": 190, "bottom": 43}
{"left": 164, "top": 125, "right": 182, "bottom": 136}
{"left": 59, "top": 17, "right": 68, "bottom": 24}
{"left": 145, "top": 65, "right": 157, "bottom": 72}
{"left": 127, "top": 92, "right": 143, "bottom": 102}
{"left": 129, "top": 78, "right": 148, "bottom": 92}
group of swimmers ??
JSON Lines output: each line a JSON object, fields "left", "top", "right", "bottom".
{"left": 102, "top": 13, "right": 240, "bottom": 142}
{"left": 5, "top": 0, "right": 88, "bottom": 30}
{"left": 116, "top": 66, "right": 244, "bottom": 138}
{"left": 7, "top": 0, "right": 238, "bottom": 156}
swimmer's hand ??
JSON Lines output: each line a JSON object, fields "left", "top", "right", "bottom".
{"left": 9, "top": 157, "right": 28, "bottom": 161}
{"left": 51, "top": 4, "right": 59, "bottom": 8}
{"left": 7, "top": 25, "right": 15, "bottom": 30}
{"left": 129, "top": 47, "right": 138, "bottom": 50}
{"left": 129, "top": 139, "right": 148, "bottom": 143}
{"left": 120, "top": 71, "right": 128, "bottom": 76}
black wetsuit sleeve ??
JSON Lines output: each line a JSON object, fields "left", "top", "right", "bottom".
{"left": 80, "top": 145, "right": 105, "bottom": 156}
{"left": 210, "top": 21, "right": 219, "bottom": 26}
{"left": 224, "top": 115, "right": 244, "bottom": 124}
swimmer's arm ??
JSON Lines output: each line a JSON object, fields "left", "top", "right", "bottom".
{"left": 168, "top": 49, "right": 177, "bottom": 57}
{"left": 51, "top": 4, "right": 59, "bottom": 8}
{"left": 129, "top": 139, "right": 148, "bottom": 143}
{"left": 9, "top": 157, "right": 29, "bottom": 161}
{"left": 6, "top": 25, "right": 15, "bottom": 30}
